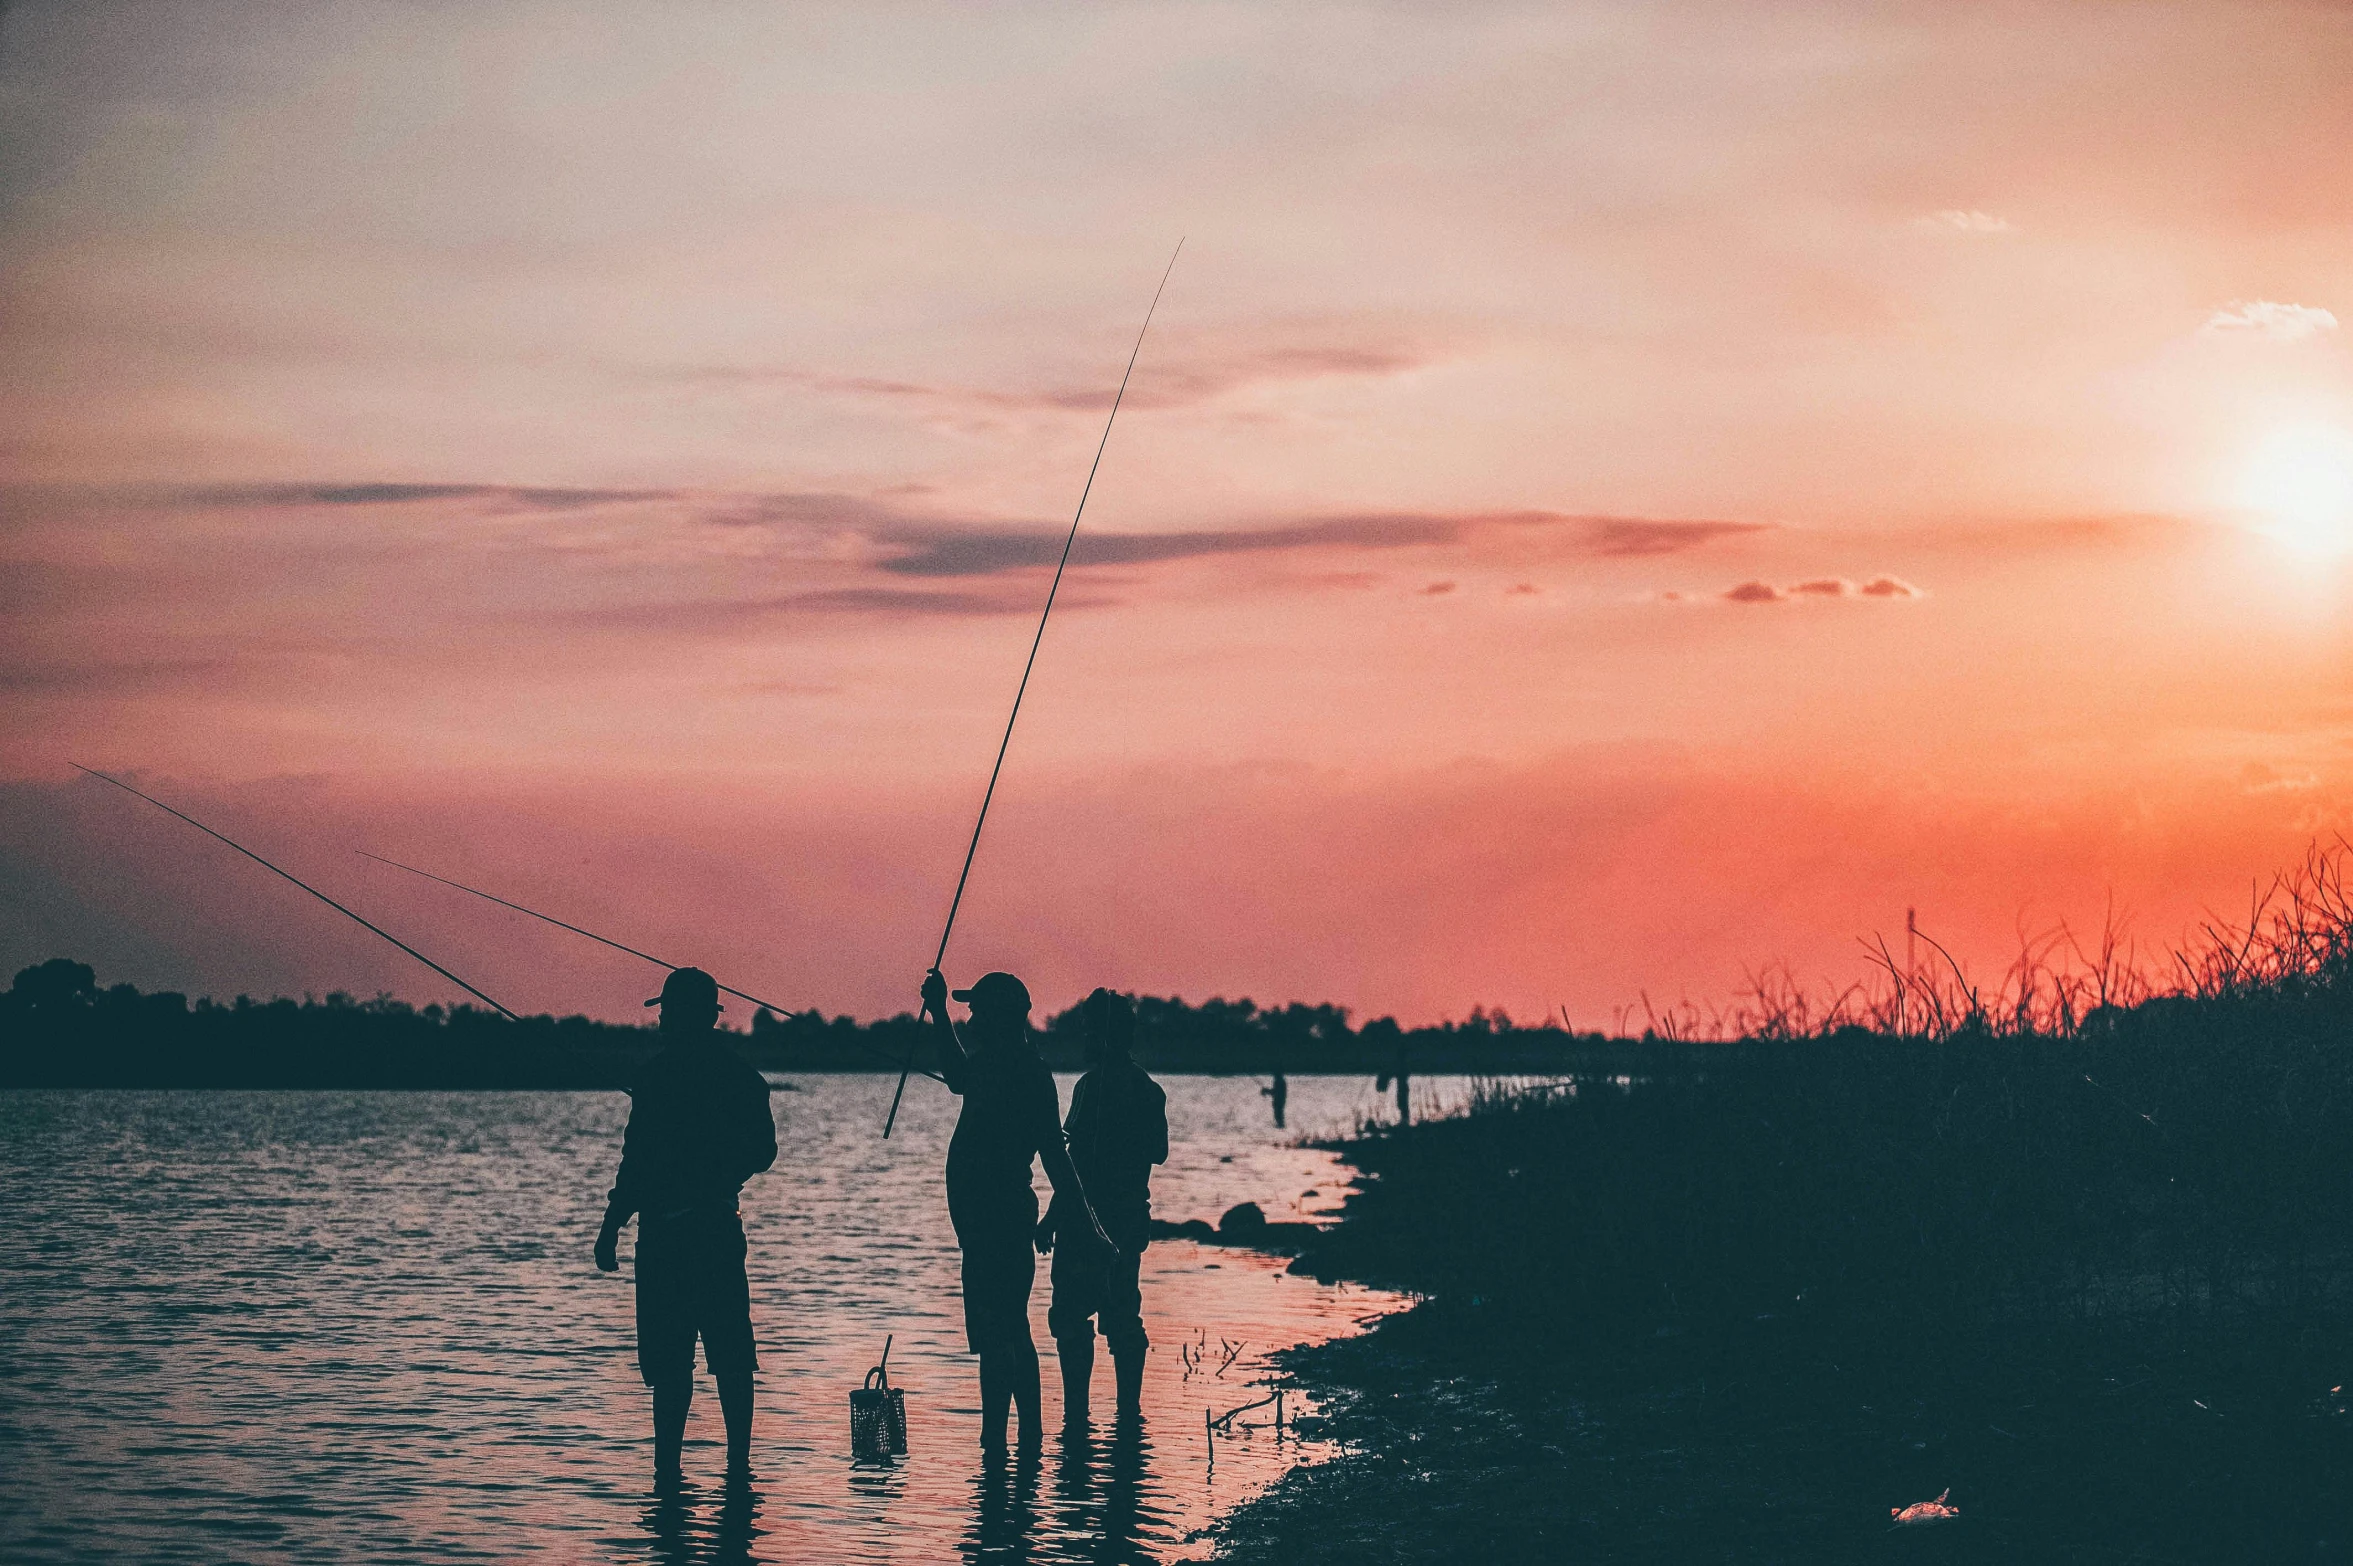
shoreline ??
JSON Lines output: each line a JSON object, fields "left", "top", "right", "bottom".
{"left": 1199, "top": 1124, "right": 2353, "bottom": 1563}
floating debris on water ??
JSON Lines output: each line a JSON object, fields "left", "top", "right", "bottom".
{"left": 1891, "top": 1488, "right": 1959, "bottom": 1525}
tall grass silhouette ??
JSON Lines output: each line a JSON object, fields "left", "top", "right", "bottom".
{"left": 1315, "top": 840, "right": 2353, "bottom": 1348}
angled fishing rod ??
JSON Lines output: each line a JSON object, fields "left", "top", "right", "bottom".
{"left": 883, "top": 238, "right": 1184, "bottom": 1139}
{"left": 359, "top": 850, "right": 942, "bottom": 1083}
{"left": 70, "top": 764, "right": 518, "bottom": 1020}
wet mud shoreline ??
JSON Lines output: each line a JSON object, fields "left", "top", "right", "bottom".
{"left": 1200, "top": 1128, "right": 2353, "bottom": 1563}
{"left": 1211, "top": 1295, "right": 2352, "bottom": 1563}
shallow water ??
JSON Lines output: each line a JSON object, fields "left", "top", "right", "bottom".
{"left": 0, "top": 1076, "right": 1431, "bottom": 1564}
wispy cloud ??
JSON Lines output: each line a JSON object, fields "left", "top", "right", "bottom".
{"left": 1585, "top": 517, "right": 1770, "bottom": 556}
{"left": 583, "top": 584, "right": 1081, "bottom": 631}
{"left": 1858, "top": 575, "right": 1921, "bottom": 598}
{"left": 873, "top": 513, "right": 1457, "bottom": 577}
{"left": 1917, "top": 209, "right": 2012, "bottom": 234}
{"left": 1723, "top": 580, "right": 1784, "bottom": 603}
{"left": 872, "top": 510, "right": 1765, "bottom": 578}
{"left": 0, "top": 658, "right": 247, "bottom": 696}
{"left": 42, "top": 484, "right": 1768, "bottom": 582}
{"left": 2201, "top": 300, "right": 2340, "bottom": 341}
{"left": 125, "top": 482, "right": 680, "bottom": 513}
{"left": 659, "top": 335, "right": 1450, "bottom": 417}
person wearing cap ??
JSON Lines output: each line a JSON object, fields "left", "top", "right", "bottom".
{"left": 1045, "top": 987, "right": 1168, "bottom": 1427}
{"left": 918, "top": 966, "right": 1115, "bottom": 1456}
{"left": 595, "top": 966, "right": 777, "bottom": 1487}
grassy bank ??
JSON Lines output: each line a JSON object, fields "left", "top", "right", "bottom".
{"left": 1214, "top": 849, "right": 2353, "bottom": 1562}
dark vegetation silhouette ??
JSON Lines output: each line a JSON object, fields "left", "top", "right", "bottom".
{"left": 1309, "top": 842, "right": 2353, "bottom": 1333}
{"left": 0, "top": 958, "right": 641, "bottom": 1088}
{"left": 0, "top": 961, "right": 1621, "bottom": 1087}
{"left": 1224, "top": 842, "right": 2353, "bottom": 1562}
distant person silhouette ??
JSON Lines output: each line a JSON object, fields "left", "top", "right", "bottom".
{"left": 1376, "top": 1035, "right": 1411, "bottom": 1125}
{"left": 1045, "top": 988, "right": 1167, "bottom": 1427}
{"left": 596, "top": 966, "right": 777, "bottom": 1488}
{"left": 920, "top": 968, "right": 1114, "bottom": 1456}
{"left": 1263, "top": 1069, "right": 1288, "bottom": 1129}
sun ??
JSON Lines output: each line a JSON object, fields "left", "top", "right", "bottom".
{"left": 2238, "top": 423, "right": 2353, "bottom": 557}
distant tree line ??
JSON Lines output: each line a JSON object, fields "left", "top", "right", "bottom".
{"left": 0, "top": 958, "right": 652, "bottom": 1088}
{"left": 1, "top": 956, "right": 1633, "bottom": 1088}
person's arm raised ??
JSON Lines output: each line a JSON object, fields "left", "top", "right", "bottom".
{"left": 920, "top": 968, "right": 972, "bottom": 1091}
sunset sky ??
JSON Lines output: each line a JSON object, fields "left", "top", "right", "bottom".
{"left": 5, "top": 1, "right": 2351, "bottom": 1027}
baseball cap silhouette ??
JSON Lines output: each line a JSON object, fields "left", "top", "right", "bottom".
{"left": 951, "top": 971, "right": 1030, "bottom": 1014}
{"left": 645, "top": 966, "right": 722, "bottom": 1011}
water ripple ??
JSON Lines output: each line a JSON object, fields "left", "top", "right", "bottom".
{"left": 0, "top": 1078, "right": 1412, "bottom": 1563}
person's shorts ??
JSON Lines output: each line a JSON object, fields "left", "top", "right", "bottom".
{"left": 1047, "top": 1227, "right": 1147, "bottom": 1353}
{"left": 634, "top": 1210, "right": 756, "bottom": 1386}
{"left": 959, "top": 1232, "right": 1037, "bottom": 1355}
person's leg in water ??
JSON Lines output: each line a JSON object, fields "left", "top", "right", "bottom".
{"left": 1048, "top": 1229, "right": 1105, "bottom": 1430}
{"left": 698, "top": 1214, "right": 760, "bottom": 1478}
{"left": 977, "top": 1337, "right": 1042, "bottom": 1455}
{"left": 652, "top": 1375, "right": 692, "bottom": 1486}
{"left": 637, "top": 1221, "right": 700, "bottom": 1487}
{"left": 1103, "top": 1242, "right": 1149, "bottom": 1423}
{"left": 1056, "top": 1331, "right": 1095, "bottom": 1429}
{"left": 968, "top": 1236, "right": 1043, "bottom": 1455}
{"left": 717, "top": 1369, "right": 754, "bottom": 1476}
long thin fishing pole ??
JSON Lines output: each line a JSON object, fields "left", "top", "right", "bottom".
{"left": 884, "top": 239, "right": 1183, "bottom": 1139}
{"left": 71, "top": 764, "right": 519, "bottom": 1020}
{"left": 359, "top": 850, "right": 941, "bottom": 1082}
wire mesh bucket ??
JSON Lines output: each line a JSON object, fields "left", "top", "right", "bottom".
{"left": 849, "top": 1335, "right": 907, "bottom": 1460}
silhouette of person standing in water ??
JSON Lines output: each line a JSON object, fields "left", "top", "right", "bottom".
{"left": 1376, "top": 1029, "right": 1412, "bottom": 1125}
{"left": 1263, "top": 1069, "right": 1288, "bottom": 1129}
{"left": 596, "top": 966, "right": 777, "bottom": 1487}
{"left": 920, "top": 968, "right": 1113, "bottom": 1456}
{"left": 1046, "top": 988, "right": 1168, "bottom": 1427}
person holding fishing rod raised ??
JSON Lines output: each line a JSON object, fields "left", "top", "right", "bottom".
{"left": 919, "top": 967, "right": 1114, "bottom": 1457}
{"left": 595, "top": 966, "right": 777, "bottom": 1489}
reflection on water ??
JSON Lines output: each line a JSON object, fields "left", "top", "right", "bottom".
{"left": 0, "top": 1077, "right": 1420, "bottom": 1564}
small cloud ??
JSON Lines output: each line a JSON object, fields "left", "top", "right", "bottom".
{"left": 2201, "top": 300, "right": 2339, "bottom": 341}
{"left": 1658, "top": 590, "right": 1685, "bottom": 603}
{"left": 1719, "top": 575, "right": 1921, "bottom": 605}
{"left": 1419, "top": 580, "right": 1458, "bottom": 596}
{"left": 1918, "top": 209, "right": 2012, "bottom": 234}
{"left": 1504, "top": 582, "right": 1541, "bottom": 596}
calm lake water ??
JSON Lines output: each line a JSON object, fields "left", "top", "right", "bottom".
{"left": 0, "top": 1075, "right": 1437, "bottom": 1564}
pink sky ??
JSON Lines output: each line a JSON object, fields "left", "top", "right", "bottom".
{"left": 4, "top": 1, "right": 2352, "bottom": 1024}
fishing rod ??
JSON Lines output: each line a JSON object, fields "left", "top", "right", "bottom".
{"left": 882, "top": 239, "right": 1184, "bottom": 1139}
{"left": 70, "top": 764, "right": 519, "bottom": 1019}
{"left": 358, "top": 850, "right": 942, "bottom": 1082}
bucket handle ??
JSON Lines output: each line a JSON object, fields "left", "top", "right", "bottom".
{"left": 865, "top": 1332, "right": 894, "bottom": 1391}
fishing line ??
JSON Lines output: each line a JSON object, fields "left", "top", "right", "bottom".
{"left": 359, "top": 850, "right": 942, "bottom": 1082}
{"left": 883, "top": 239, "right": 1184, "bottom": 1139}
{"left": 71, "top": 764, "right": 518, "bottom": 1020}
